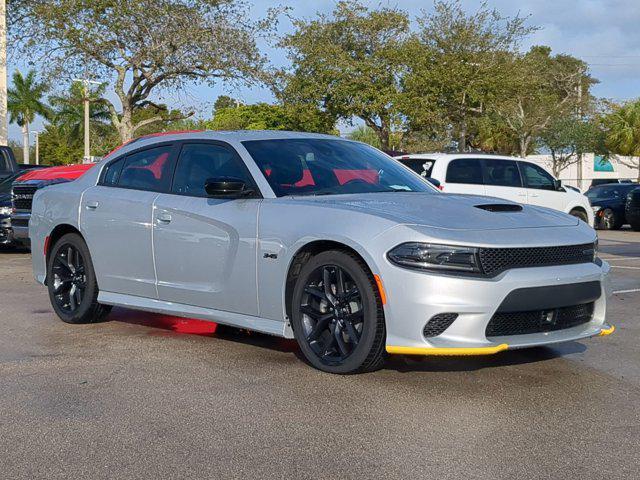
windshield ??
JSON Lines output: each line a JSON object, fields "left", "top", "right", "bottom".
{"left": 242, "top": 139, "right": 434, "bottom": 197}
{"left": 586, "top": 185, "right": 634, "bottom": 202}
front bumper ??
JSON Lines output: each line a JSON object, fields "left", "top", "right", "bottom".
{"left": 382, "top": 260, "right": 612, "bottom": 355}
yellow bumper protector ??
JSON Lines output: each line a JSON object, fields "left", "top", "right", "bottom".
{"left": 599, "top": 325, "right": 615, "bottom": 336}
{"left": 386, "top": 343, "right": 509, "bottom": 356}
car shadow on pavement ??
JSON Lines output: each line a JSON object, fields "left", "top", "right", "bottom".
{"left": 384, "top": 342, "right": 587, "bottom": 373}
{"left": 110, "top": 307, "right": 299, "bottom": 354}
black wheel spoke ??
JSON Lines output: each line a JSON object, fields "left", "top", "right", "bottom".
{"left": 334, "top": 323, "right": 349, "bottom": 356}
{"left": 304, "top": 286, "right": 328, "bottom": 302}
{"left": 322, "top": 267, "right": 336, "bottom": 305}
{"left": 336, "top": 267, "right": 346, "bottom": 295}
{"left": 344, "top": 320, "right": 360, "bottom": 345}
{"left": 342, "top": 287, "right": 359, "bottom": 302}
{"left": 52, "top": 243, "right": 87, "bottom": 313}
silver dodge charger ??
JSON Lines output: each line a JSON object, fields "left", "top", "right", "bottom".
{"left": 29, "top": 131, "right": 614, "bottom": 374}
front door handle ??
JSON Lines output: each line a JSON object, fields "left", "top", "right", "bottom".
{"left": 157, "top": 213, "right": 172, "bottom": 224}
{"left": 85, "top": 201, "right": 99, "bottom": 210}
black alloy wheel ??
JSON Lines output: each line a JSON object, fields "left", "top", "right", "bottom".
{"left": 51, "top": 243, "right": 87, "bottom": 313}
{"left": 291, "top": 250, "right": 386, "bottom": 374}
{"left": 600, "top": 208, "right": 620, "bottom": 230}
{"left": 300, "top": 264, "right": 363, "bottom": 363}
{"left": 47, "top": 233, "right": 112, "bottom": 324}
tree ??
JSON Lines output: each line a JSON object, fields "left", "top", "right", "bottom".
{"left": 49, "top": 81, "right": 111, "bottom": 147}
{"left": 208, "top": 102, "right": 335, "bottom": 133}
{"left": 11, "top": 0, "right": 278, "bottom": 142}
{"left": 213, "top": 95, "right": 239, "bottom": 112}
{"left": 491, "top": 46, "right": 595, "bottom": 158}
{"left": 538, "top": 115, "right": 605, "bottom": 177}
{"left": 603, "top": 100, "right": 640, "bottom": 181}
{"left": 348, "top": 125, "right": 381, "bottom": 149}
{"left": 7, "top": 69, "right": 49, "bottom": 163}
{"left": 403, "top": 1, "right": 534, "bottom": 151}
{"left": 281, "top": 1, "right": 410, "bottom": 149}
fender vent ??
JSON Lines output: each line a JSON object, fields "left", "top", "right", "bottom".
{"left": 475, "top": 204, "right": 523, "bottom": 212}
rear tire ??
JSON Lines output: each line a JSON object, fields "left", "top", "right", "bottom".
{"left": 47, "top": 233, "right": 112, "bottom": 324}
{"left": 291, "top": 250, "right": 386, "bottom": 374}
{"left": 631, "top": 221, "right": 640, "bottom": 232}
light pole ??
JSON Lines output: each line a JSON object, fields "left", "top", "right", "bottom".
{"left": 73, "top": 78, "right": 101, "bottom": 162}
{"left": 0, "top": 0, "right": 7, "bottom": 146}
{"left": 31, "top": 130, "right": 41, "bottom": 165}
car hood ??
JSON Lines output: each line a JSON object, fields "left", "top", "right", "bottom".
{"left": 286, "top": 192, "right": 579, "bottom": 231}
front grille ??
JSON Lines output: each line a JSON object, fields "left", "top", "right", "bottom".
{"left": 423, "top": 313, "right": 458, "bottom": 338}
{"left": 486, "top": 302, "right": 594, "bottom": 337}
{"left": 12, "top": 185, "right": 38, "bottom": 211}
{"left": 478, "top": 243, "right": 595, "bottom": 276}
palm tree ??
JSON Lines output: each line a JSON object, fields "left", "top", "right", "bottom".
{"left": 49, "top": 81, "right": 111, "bottom": 144}
{"left": 604, "top": 100, "right": 640, "bottom": 181}
{"left": 7, "top": 70, "right": 49, "bottom": 164}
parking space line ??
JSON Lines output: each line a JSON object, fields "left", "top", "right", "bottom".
{"left": 610, "top": 266, "right": 640, "bottom": 270}
{"left": 613, "top": 288, "right": 640, "bottom": 295}
{"left": 601, "top": 256, "right": 640, "bottom": 261}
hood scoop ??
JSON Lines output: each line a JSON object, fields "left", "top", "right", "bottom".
{"left": 475, "top": 203, "right": 523, "bottom": 213}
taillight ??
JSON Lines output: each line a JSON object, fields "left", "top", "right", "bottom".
{"left": 438, "top": 185, "right": 444, "bottom": 191}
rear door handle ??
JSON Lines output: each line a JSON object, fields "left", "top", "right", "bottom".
{"left": 85, "top": 201, "right": 99, "bottom": 210}
{"left": 157, "top": 213, "right": 172, "bottom": 224}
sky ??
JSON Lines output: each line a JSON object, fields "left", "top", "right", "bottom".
{"left": 8, "top": 0, "right": 640, "bottom": 142}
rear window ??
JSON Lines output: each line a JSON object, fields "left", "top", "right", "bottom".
{"left": 399, "top": 158, "right": 435, "bottom": 178}
{"left": 446, "top": 158, "right": 483, "bottom": 185}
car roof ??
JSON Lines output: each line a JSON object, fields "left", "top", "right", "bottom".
{"left": 108, "top": 130, "right": 347, "bottom": 159}
{"left": 395, "top": 152, "right": 526, "bottom": 162}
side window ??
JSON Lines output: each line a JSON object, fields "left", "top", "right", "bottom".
{"left": 401, "top": 159, "right": 435, "bottom": 178}
{"left": 101, "top": 157, "right": 125, "bottom": 186}
{"left": 445, "top": 158, "right": 483, "bottom": 185}
{"left": 483, "top": 159, "right": 522, "bottom": 188}
{"left": 118, "top": 145, "right": 174, "bottom": 192}
{"left": 520, "top": 162, "right": 556, "bottom": 190}
{"left": 172, "top": 143, "right": 254, "bottom": 197}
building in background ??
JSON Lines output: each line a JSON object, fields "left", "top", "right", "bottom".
{"left": 526, "top": 154, "right": 638, "bottom": 191}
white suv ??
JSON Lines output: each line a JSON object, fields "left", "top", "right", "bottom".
{"left": 396, "top": 153, "right": 594, "bottom": 226}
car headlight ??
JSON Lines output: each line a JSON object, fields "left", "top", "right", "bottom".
{"left": 0, "top": 206, "right": 12, "bottom": 216}
{"left": 387, "top": 243, "right": 481, "bottom": 273}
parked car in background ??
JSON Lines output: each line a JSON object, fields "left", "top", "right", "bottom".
{"left": 29, "top": 131, "right": 613, "bottom": 374}
{"left": 396, "top": 153, "right": 594, "bottom": 225}
{"left": 590, "top": 178, "right": 634, "bottom": 188}
{"left": 626, "top": 188, "right": 640, "bottom": 231}
{"left": 585, "top": 183, "right": 640, "bottom": 230}
{"left": 1, "top": 146, "right": 19, "bottom": 181}
{"left": 0, "top": 171, "right": 26, "bottom": 246}
{"left": 11, "top": 164, "right": 95, "bottom": 246}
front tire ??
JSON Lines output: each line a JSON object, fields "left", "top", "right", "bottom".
{"left": 47, "top": 233, "right": 112, "bottom": 324}
{"left": 570, "top": 208, "right": 589, "bottom": 224}
{"left": 599, "top": 208, "right": 622, "bottom": 230}
{"left": 291, "top": 250, "right": 386, "bottom": 374}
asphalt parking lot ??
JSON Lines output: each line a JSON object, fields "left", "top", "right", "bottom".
{"left": 1, "top": 230, "right": 639, "bottom": 479}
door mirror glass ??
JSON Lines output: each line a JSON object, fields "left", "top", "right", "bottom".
{"left": 204, "top": 177, "right": 249, "bottom": 197}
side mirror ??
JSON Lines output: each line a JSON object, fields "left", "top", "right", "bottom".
{"left": 553, "top": 179, "right": 564, "bottom": 191}
{"left": 204, "top": 177, "right": 251, "bottom": 197}
{"left": 425, "top": 177, "right": 442, "bottom": 189}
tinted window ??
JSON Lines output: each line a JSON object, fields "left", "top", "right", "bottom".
{"left": 483, "top": 159, "right": 522, "bottom": 187}
{"left": 0, "top": 172, "right": 22, "bottom": 194}
{"left": 172, "top": 143, "right": 253, "bottom": 197}
{"left": 0, "top": 150, "right": 12, "bottom": 172}
{"left": 118, "top": 145, "right": 174, "bottom": 192}
{"left": 445, "top": 159, "right": 483, "bottom": 184}
{"left": 242, "top": 139, "right": 434, "bottom": 197}
{"left": 400, "top": 159, "right": 435, "bottom": 178}
{"left": 520, "top": 162, "right": 556, "bottom": 190}
{"left": 102, "top": 157, "right": 125, "bottom": 186}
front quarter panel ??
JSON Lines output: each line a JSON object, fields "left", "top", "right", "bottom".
{"left": 30, "top": 182, "right": 84, "bottom": 284}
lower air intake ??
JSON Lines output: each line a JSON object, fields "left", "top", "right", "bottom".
{"left": 423, "top": 313, "right": 458, "bottom": 338}
{"left": 486, "top": 303, "right": 594, "bottom": 337}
